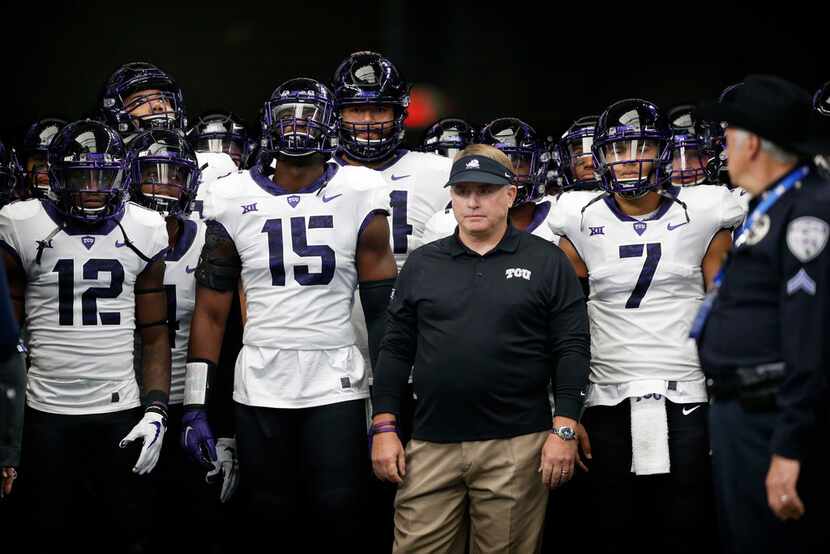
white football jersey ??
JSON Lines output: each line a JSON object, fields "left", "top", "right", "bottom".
{"left": 0, "top": 200, "right": 168, "bottom": 415}
{"left": 164, "top": 218, "right": 206, "bottom": 405}
{"left": 336, "top": 149, "right": 451, "bottom": 268}
{"left": 422, "top": 200, "right": 561, "bottom": 245}
{"left": 193, "top": 152, "right": 238, "bottom": 219}
{"left": 550, "top": 186, "right": 745, "bottom": 389}
{"left": 202, "top": 162, "right": 390, "bottom": 408}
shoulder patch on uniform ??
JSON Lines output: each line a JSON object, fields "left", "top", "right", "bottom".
{"left": 786, "top": 216, "right": 829, "bottom": 262}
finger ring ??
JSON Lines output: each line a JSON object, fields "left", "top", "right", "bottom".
{"left": 780, "top": 495, "right": 789, "bottom": 502}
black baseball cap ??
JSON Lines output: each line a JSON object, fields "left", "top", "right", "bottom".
{"left": 445, "top": 154, "right": 515, "bottom": 187}
{"left": 698, "top": 75, "right": 830, "bottom": 156}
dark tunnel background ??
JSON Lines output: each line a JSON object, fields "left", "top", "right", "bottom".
{"left": 3, "top": 2, "right": 827, "bottom": 148}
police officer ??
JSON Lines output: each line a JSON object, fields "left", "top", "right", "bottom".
{"left": 694, "top": 75, "right": 830, "bottom": 553}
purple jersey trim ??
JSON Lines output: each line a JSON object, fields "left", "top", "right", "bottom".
{"left": 525, "top": 201, "right": 551, "bottom": 234}
{"left": 166, "top": 218, "right": 198, "bottom": 262}
{"left": 250, "top": 161, "right": 339, "bottom": 197}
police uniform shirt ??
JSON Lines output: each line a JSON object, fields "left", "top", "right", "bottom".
{"left": 698, "top": 166, "right": 830, "bottom": 459}
{"left": 372, "top": 225, "right": 590, "bottom": 443}
{"left": 0, "top": 199, "right": 168, "bottom": 415}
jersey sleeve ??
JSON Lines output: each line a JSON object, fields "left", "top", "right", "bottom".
{"left": 547, "top": 194, "right": 571, "bottom": 237}
{"left": 422, "top": 209, "right": 455, "bottom": 244}
{"left": 718, "top": 186, "right": 747, "bottom": 230}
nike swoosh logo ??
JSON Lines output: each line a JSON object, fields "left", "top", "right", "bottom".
{"left": 115, "top": 240, "right": 127, "bottom": 248}
{"left": 185, "top": 265, "right": 197, "bottom": 274}
{"left": 682, "top": 405, "right": 702, "bottom": 416}
{"left": 322, "top": 192, "right": 343, "bottom": 203}
{"left": 390, "top": 174, "right": 411, "bottom": 181}
{"left": 667, "top": 221, "right": 689, "bottom": 231}
{"left": 148, "top": 422, "right": 161, "bottom": 447}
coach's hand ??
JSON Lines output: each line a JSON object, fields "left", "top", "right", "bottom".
{"left": 1, "top": 467, "right": 17, "bottom": 498}
{"left": 766, "top": 454, "right": 805, "bottom": 521}
{"left": 540, "top": 417, "right": 578, "bottom": 489}
{"left": 372, "top": 430, "right": 406, "bottom": 484}
{"left": 576, "top": 423, "right": 592, "bottom": 472}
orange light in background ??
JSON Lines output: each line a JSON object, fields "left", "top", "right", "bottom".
{"left": 405, "top": 84, "right": 447, "bottom": 128}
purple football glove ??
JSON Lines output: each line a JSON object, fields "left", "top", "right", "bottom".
{"left": 181, "top": 409, "right": 217, "bottom": 470}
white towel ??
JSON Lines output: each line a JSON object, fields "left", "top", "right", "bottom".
{"left": 630, "top": 394, "right": 671, "bottom": 475}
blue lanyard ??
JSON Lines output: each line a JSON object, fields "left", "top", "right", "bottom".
{"left": 733, "top": 165, "right": 810, "bottom": 246}
{"left": 691, "top": 165, "right": 809, "bottom": 341}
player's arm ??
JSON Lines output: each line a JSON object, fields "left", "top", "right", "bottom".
{"left": 558, "top": 236, "right": 589, "bottom": 297}
{"left": 119, "top": 258, "right": 171, "bottom": 475}
{"left": 182, "top": 221, "right": 240, "bottom": 469}
{"left": 135, "top": 259, "right": 171, "bottom": 400}
{"left": 356, "top": 213, "right": 398, "bottom": 368}
{"left": 702, "top": 229, "right": 733, "bottom": 291}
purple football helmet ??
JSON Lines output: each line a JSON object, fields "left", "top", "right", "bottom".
{"left": 592, "top": 99, "right": 672, "bottom": 197}
{"left": 127, "top": 129, "right": 201, "bottom": 217}
{"left": 186, "top": 111, "right": 249, "bottom": 168}
{"left": 47, "top": 120, "right": 128, "bottom": 224}
{"left": 421, "top": 118, "right": 477, "bottom": 159}
{"left": 667, "top": 105, "right": 711, "bottom": 186}
{"left": 100, "top": 62, "right": 187, "bottom": 137}
{"left": 21, "top": 118, "right": 66, "bottom": 198}
{"left": 480, "top": 117, "right": 547, "bottom": 206}
{"left": 261, "top": 77, "right": 338, "bottom": 158}
{"left": 557, "top": 115, "right": 601, "bottom": 191}
{"left": 332, "top": 51, "right": 410, "bottom": 162}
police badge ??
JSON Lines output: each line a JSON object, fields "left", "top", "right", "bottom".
{"left": 786, "top": 216, "right": 829, "bottom": 262}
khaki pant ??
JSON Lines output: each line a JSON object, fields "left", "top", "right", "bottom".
{"left": 393, "top": 431, "right": 549, "bottom": 554}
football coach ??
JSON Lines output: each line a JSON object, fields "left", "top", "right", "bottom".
{"left": 370, "top": 144, "right": 591, "bottom": 553}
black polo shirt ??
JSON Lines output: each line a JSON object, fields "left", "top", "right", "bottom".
{"left": 372, "top": 224, "right": 590, "bottom": 443}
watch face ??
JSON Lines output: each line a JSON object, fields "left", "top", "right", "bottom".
{"left": 557, "top": 426, "right": 575, "bottom": 439}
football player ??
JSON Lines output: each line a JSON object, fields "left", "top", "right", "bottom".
{"left": 19, "top": 118, "right": 66, "bottom": 199}
{"left": 557, "top": 115, "right": 603, "bottom": 193}
{"left": 420, "top": 117, "right": 477, "bottom": 159}
{"left": 0, "top": 120, "right": 170, "bottom": 551}
{"left": 125, "top": 128, "right": 237, "bottom": 549}
{"left": 182, "top": 78, "right": 396, "bottom": 551}
{"left": 422, "top": 117, "right": 558, "bottom": 244}
{"left": 667, "top": 105, "right": 718, "bottom": 187}
{"left": 549, "top": 99, "right": 744, "bottom": 554}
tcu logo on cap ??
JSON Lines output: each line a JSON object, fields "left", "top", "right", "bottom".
{"left": 465, "top": 159, "right": 480, "bottom": 169}
{"left": 505, "top": 267, "right": 532, "bottom": 280}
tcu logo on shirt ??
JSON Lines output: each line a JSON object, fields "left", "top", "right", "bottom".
{"left": 505, "top": 268, "right": 532, "bottom": 280}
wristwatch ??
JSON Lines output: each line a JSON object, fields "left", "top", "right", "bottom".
{"left": 552, "top": 426, "right": 576, "bottom": 441}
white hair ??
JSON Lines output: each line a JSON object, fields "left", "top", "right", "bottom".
{"left": 731, "top": 128, "right": 798, "bottom": 164}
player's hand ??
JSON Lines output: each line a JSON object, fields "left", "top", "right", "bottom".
{"left": 206, "top": 437, "right": 239, "bottom": 503}
{"left": 119, "top": 408, "right": 167, "bottom": 475}
{"left": 1, "top": 467, "right": 17, "bottom": 498}
{"left": 372, "top": 432, "right": 406, "bottom": 484}
{"left": 181, "top": 408, "right": 217, "bottom": 470}
{"left": 766, "top": 454, "right": 805, "bottom": 520}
